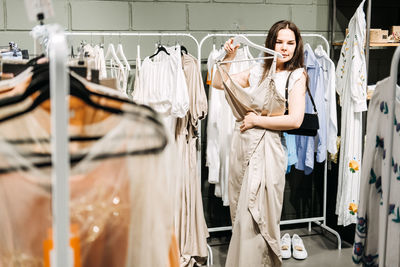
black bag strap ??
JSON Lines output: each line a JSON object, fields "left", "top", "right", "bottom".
{"left": 284, "top": 71, "right": 318, "bottom": 115}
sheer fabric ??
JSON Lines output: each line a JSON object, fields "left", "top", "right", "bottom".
{"left": 0, "top": 76, "right": 175, "bottom": 267}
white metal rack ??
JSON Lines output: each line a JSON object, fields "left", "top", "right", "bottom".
{"left": 198, "top": 33, "right": 341, "bottom": 266}
{"left": 379, "top": 45, "right": 400, "bottom": 267}
{"left": 64, "top": 31, "right": 208, "bottom": 266}
{"left": 49, "top": 32, "right": 71, "bottom": 267}
{"left": 65, "top": 31, "right": 200, "bottom": 53}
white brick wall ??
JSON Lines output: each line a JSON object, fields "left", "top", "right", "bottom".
{"left": 71, "top": 1, "right": 130, "bottom": 30}
{"left": 132, "top": 3, "right": 187, "bottom": 30}
{"left": 188, "top": 4, "right": 290, "bottom": 31}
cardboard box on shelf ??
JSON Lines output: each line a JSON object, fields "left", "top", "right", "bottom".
{"left": 345, "top": 28, "right": 388, "bottom": 42}
{"left": 342, "top": 28, "right": 394, "bottom": 44}
{"left": 370, "top": 29, "right": 382, "bottom": 42}
{"left": 391, "top": 26, "right": 400, "bottom": 35}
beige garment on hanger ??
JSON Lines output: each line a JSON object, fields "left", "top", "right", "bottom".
{"left": 175, "top": 53, "right": 209, "bottom": 267}
{"left": 216, "top": 59, "right": 287, "bottom": 267}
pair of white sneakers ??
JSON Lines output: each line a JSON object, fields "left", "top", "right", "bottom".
{"left": 280, "top": 233, "right": 308, "bottom": 260}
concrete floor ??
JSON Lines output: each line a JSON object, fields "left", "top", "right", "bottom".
{"left": 207, "top": 227, "right": 355, "bottom": 267}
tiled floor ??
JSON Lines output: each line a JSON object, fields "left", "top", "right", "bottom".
{"left": 206, "top": 227, "right": 354, "bottom": 267}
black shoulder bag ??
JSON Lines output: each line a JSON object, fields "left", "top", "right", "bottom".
{"left": 284, "top": 72, "right": 319, "bottom": 136}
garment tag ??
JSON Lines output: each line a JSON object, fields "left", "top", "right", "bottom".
{"left": 24, "top": 0, "right": 54, "bottom": 22}
{"left": 43, "top": 224, "right": 81, "bottom": 267}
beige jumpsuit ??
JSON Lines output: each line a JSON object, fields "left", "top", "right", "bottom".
{"left": 216, "top": 59, "right": 287, "bottom": 267}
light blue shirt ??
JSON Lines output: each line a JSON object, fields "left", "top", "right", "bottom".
{"left": 284, "top": 133, "right": 297, "bottom": 173}
{"left": 295, "top": 44, "right": 327, "bottom": 175}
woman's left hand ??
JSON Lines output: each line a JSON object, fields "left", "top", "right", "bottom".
{"left": 240, "top": 112, "right": 259, "bottom": 132}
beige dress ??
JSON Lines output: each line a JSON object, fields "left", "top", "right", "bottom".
{"left": 216, "top": 59, "right": 287, "bottom": 267}
{"left": 175, "top": 54, "right": 209, "bottom": 267}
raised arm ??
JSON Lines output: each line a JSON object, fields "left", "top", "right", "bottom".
{"left": 240, "top": 71, "right": 307, "bottom": 132}
{"left": 212, "top": 38, "right": 251, "bottom": 90}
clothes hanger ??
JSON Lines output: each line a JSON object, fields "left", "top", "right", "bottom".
{"left": 180, "top": 45, "right": 188, "bottom": 55}
{"left": 104, "top": 43, "right": 125, "bottom": 70}
{"left": 136, "top": 43, "right": 141, "bottom": 71}
{"left": 0, "top": 68, "right": 164, "bottom": 149}
{"left": 116, "top": 43, "right": 131, "bottom": 72}
{"left": 1, "top": 53, "right": 45, "bottom": 77}
{"left": 244, "top": 45, "right": 254, "bottom": 60}
{"left": 0, "top": 63, "right": 158, "bottom": 122}
{"left": 232, "top": 35, "right": 283, "bottom": 58}
{"left": 117, "top": 44, "right": 130, "bottom": 71}
{"left": 0, "top": 64, "right": 163, "bottom": 135}
{"left": 0, "top": 67, "right": 168, "bottom": 172}
{"left": 149, "top": 44, "right": 170, "bottom": 59}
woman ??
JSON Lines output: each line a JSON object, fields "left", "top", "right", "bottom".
{"left": 212, "top": 20, "right": 307, "bottom": 266}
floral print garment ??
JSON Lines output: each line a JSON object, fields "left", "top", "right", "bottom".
{"left": 335, "top": 0, "right": 368, "bottom": 226}
{"left": 353, "top": 77, "right": 400, "bottom": 266}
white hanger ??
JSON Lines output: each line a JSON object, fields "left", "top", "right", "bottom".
{"left": 244, "top": 45, "right": 254, "bottom": 60}
{"left": 116, "top": 43, "right": 131, "bottom": 72}
{"left": 232, "top": 35, "right": 283, "bottom": 58}
{"left": 104, "top": 43, "right": 124, "bottom": 68}
{"left": 136, "top": 44, "right": 141, "bottom": 70}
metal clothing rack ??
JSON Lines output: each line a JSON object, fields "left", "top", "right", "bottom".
{"left": 198, "top": 32, "right": 341, "bottom": 266}
{"left": 64, "top": 30, "right": 204, "bottom": 211}
{"left": 49, "top": 31, "right": 71, "bottom": 267}
{"left": 64, "top": 30, "right": 203, "bottom": 191}
{"left": 379, "top": 45, "right": 400, "bottom": 267}
{"left": 65, "top": 31, "right": 209, "bottom": 265}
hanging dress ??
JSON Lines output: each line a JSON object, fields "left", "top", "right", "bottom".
{"left": 216, "top": 58, "right": 287, "bottom": 267}
{"left": 175, "top": 53, "right": 209, "bottom": 267}
{"left": 335, "top": 0, "right": 368, "bottom": 226}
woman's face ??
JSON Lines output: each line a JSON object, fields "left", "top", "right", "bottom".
{"left": 274, "top": 28, "right": 296, "bottom": 65}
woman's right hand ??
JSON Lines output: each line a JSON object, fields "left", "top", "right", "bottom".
{"left": 224, "top": 38, "right": 240, "bottom": 58}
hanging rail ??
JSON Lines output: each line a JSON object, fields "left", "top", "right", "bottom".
{"left": 198, "top": 33, "right": 330, "bottom": 66}
{"left": 65, "top": 31, "right": 200, "bottom": 53}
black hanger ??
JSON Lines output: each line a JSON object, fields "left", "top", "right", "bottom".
{"left": 0, "top": 62, "right": 161, "bottom": 125}
{"left": 0, "top": 67, "right": 163, "bottom": 131}
{"left": 27, "top": 54, "right": 46, "bottom": 66}
{"left": 0, "top": 66, "right": 168, "bottom": 170}
{"left": 180, "top": 45, "right": 188, "bottom": 55}
{"left": 149, "top": 45, "right": 170, "bottom": 59}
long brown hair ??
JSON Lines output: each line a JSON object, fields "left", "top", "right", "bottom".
{"left": 261, "top": 20, "right": 305, "bottom": 80}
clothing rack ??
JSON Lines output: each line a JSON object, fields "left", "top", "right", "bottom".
{"left": 64, "top": 31, "right": 209, "bottom": 266}
{"left": 379, "top": 45, "right": 400, "bottom": 266}
{"left": 64, "top": 30, "right": 204, "bottom": 206}
{"left": 49, "top": 31, "right": 71, "bottom": 267}
{"left": 198, "top": 33, "right": 340, "bottom": 266}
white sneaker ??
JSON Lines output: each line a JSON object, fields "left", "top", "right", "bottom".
{"left": 291, "top": 234, "right": 308, "bottom": 260}
{"left": 280, "top": 233, "right": 291, "bottom": 259}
